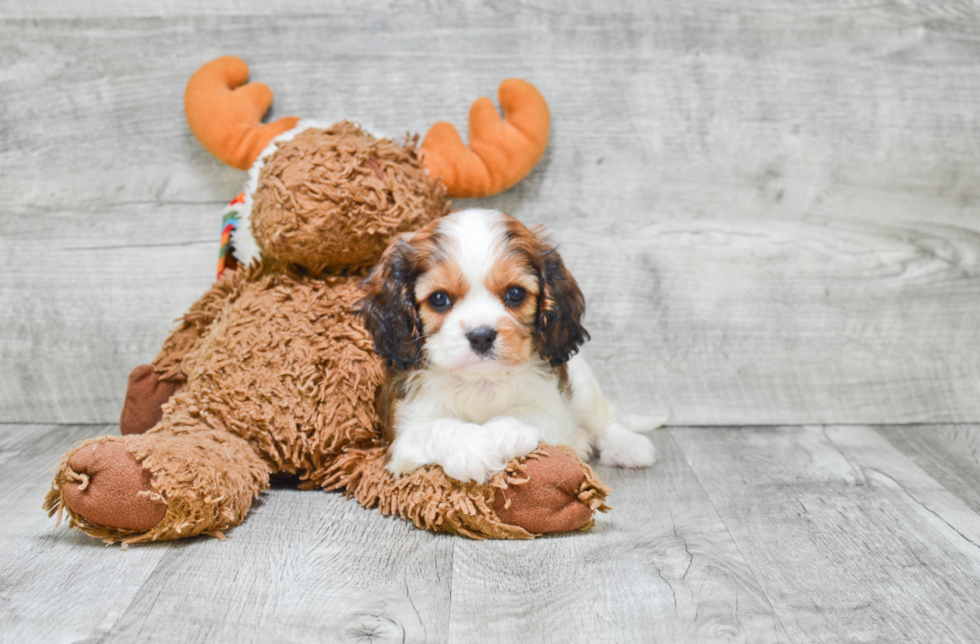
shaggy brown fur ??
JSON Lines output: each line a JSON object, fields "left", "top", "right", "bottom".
{"left": 153, "top": 263, "right": 253, "bottom": 383}
{"left": 323, "top": 444, "right": 610, "bottom": 539}
{"left": 44, "top": 122, "right": 611, "bottom": 544}
{"left": 160, "top": 265, "right": 383, "bottom": 478}
{"left": 47, "top": 429, "right": 268, "bottom": 544}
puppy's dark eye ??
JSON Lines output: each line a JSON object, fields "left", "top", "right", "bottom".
{"left": 428, "top": 291, "right": 452, "bottom": 312}
{"left": 504, "top": 286, "right": 527, "bottom": 307}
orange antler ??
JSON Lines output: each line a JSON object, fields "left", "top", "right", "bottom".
{"left": 184, "top": 56, "right": 300, "bottom": 170}
{"left": 421, "top": 79, "right": 550, "bottom": 199}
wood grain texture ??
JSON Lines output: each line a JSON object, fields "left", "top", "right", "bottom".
{"left": 9, "top": 423, "right": 980, "bottom": 642}
{"left": 4, "top": 12, "right": 980, "bottom": 212}
{"left": 1, "top": 203, "right": 218, "bottom": 424}
{"left": 447, "top": 429, "right": 790, "bottom": 643}
{"left": 3, "top": 6, "right": 980, "bottom": 426}
{"left": 672, "top": 425, "right": 980, "bottom": 644}
{"left": 0, "top": 423, "right": 453, "bottom": 644}
{"left": 880, "top": 424, "right": 980, "bottom": 516}
{"left": 0, "top": 424, "right": 173, "bottom": 644}
{"left": 561, "top": 217, "right": 980, "bottom": 425}
{"left": 6, "top": 0, "right": 980, "bottom": 20}
{"left": 100, "top": 487, "right": 454, "bottom": 644}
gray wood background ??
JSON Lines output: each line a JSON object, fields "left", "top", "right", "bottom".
{"left": 4, "top": 1, "right": 980, "bottom": 425}
{"left": 4, "top": 1, "right": 980, "bottom": 642}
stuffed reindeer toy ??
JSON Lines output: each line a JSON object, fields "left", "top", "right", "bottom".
{"left": 45, "top": 57, "right": 610, "bottom": 544}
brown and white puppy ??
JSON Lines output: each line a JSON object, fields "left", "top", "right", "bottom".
{"left": 358, "top": 208, "right": 655, "bottom": 484}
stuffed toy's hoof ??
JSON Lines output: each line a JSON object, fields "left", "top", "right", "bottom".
{"left": 325, "top": 444, "right": 610, "bottom": 539}
{"left": 46, "top": 429, "right": 269, "bottom": 544}
{"left": 60, "top": 440, "right": 167, "bottom": 532}
{"left": 120, "top": 365, "right": 180, "bottom": 435}
{"left": 493, "top": 446, "right": 606, "bottom": 534}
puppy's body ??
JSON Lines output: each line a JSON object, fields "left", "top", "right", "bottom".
{"left": 360, "top": 209, "right": 656, "bottom": 484}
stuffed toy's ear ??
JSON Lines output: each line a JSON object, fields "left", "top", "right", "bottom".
{"left": 420, "top": 79, "right": 550, "bottom": 198}
{"left": 184, "top": 56, "right": 300, "bottom": 170}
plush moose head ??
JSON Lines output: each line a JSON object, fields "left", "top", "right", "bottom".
{"left": 184, "top": 56, "right": 552, "bottom": 273}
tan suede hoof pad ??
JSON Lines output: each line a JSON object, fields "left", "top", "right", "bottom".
{"left": 493, "top": 447, "right": 595, "bottom": 534}
{"left": 62, "top": 441, "right": 167, "bottom": 532}
{"left": 120, "top": 365, "right": 180, "bottom": 435}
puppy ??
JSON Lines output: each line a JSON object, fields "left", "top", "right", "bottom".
{"left": 358, "top": 208, "right": 656, "bottom": 484}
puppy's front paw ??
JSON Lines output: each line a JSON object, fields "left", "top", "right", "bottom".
{"left": 597, "top": 423, "right": 656, "bottom": 468}
{"left": 483, "top": 416, "right": 541, "bottom": 462}
{"left": 386, "top": 454, "right": 423, "bottom": 479}
{"left": 572, "top": 429, "right": 594, "bottom": 461}
{"left": 441, "top": 428, "right": 508, "bottom": 485}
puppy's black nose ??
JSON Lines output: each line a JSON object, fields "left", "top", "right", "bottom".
{"left": 466, "top": 326, "right": 497, "bottom": 354}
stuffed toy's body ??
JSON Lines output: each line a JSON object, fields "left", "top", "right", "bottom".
{"left": 44, "top": 57, "right": 610, "bottom": 544}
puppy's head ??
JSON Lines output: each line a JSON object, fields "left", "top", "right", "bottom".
{"left": 358, "top": 209, "right": 589, "bottom": 373}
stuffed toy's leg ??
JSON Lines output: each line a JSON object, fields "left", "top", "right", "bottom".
{"left": 119, "top": 267, "right": 256, "bottom": 435}
{"left": 323, "top": 444, "right": 610, "bottom": 539}
{"left": 44, "top": 426, "right": 269, "bottom": 544}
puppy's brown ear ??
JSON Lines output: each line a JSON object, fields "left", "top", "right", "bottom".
{"left": 535, "top": 247, "right": 589, "bottom": 367}
{"left": 357, "top": 241, "right": 424, "bottom": 370}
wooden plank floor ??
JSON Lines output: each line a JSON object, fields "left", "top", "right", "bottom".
{"left": 3, "top": 422, "right": 980, "bottom": 643}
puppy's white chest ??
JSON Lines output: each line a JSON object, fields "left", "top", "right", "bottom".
{"left": 448, "top": 377, "right": 528, "bottom": 424}
{"left": 406, "top": 365, "right": 567, "bottom": 425}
